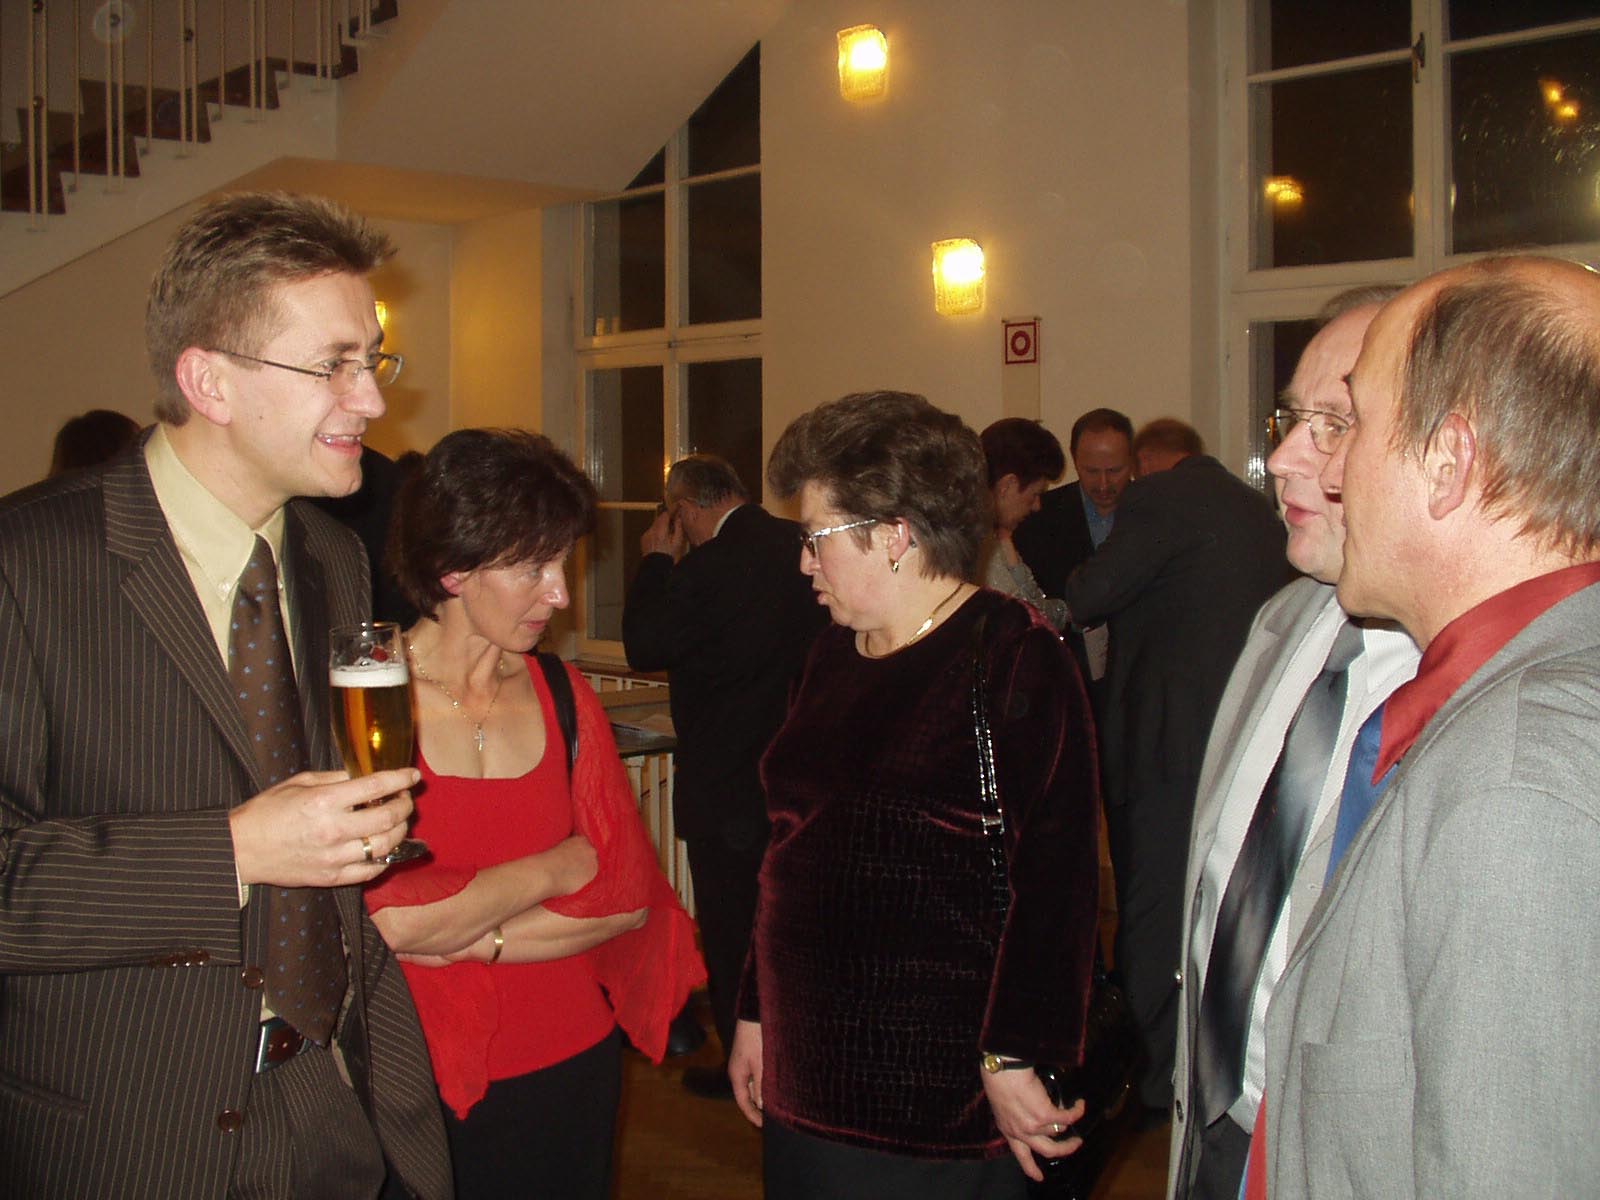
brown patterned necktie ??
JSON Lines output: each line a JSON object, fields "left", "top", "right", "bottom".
{"left": 230, "top": 535, "right": 347, "bottom": 1045}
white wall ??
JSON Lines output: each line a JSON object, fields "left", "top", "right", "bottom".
{"left": 761, "top": 0, "right": 1196, "bottom": 464}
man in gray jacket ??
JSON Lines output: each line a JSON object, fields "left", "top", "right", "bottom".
{"left": 1257, "top": 255, "right": 1600, "bottom": 1196}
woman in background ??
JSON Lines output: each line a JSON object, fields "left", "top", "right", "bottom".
{"left": 366, "top": 428, "right": 703, "bottom": 1200}
{"left": 729, "top": 391, "right": 1100, "bottom": 1199}
{"left": 977, "top": 417, "right": 1070, "bottom": 630}
{"left": 47, "top": 408, "right": 141, "bottom": 476}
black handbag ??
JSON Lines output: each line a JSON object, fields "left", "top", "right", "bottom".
{"left": 971, "top": 627, "right": 1140, "bottom": 1199}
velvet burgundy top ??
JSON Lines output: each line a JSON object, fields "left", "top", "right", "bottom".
{"left": 739, "top": 589, "right": 1101, "bottom": 1156}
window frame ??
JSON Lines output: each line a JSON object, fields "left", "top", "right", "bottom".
{"left": 1217, "top": 2, "right": 1600, "bottom": 480}
{"left": 571, "top": 83, "right": 763, "bottom": 659}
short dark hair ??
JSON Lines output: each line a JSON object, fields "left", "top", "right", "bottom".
{"left": 146, "top": 192, "right": 394, "bottom": 424}
{"left": 979, "top": 419, "right": 1065, "bottom": 488}
{"left": 389, "top": 428, "right": 598, "bottom": 620}
{"left": 666, "top": 454, "right": 748, "bottom": 506}
{"left": 1398, "top": 257, "right": 1600, "bottom": 558}
{"left": 1068, "top": 408, "right": 1134, "bottom": 458}
{"left": 1132, "top": 418, "right": 1205, "bottom": 459}
{"left": 48, "top": 409, "right": 142, "bottom": 477}
{"left": 767, "top": 391, "right": 988, "bottom": 579}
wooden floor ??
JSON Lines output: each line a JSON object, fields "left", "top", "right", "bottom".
{"left": 612, "top": 994, "right": 1170, "bottom": 1199}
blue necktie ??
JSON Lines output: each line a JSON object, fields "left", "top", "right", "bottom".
{"left": 1324, "top": 702, "right": 1396, "bottom": 885}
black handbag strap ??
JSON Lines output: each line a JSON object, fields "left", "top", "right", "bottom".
{"left": 971, "top": 615, "right": 1012, "bottom": 920}
{"left": 535, "top": 651, "right": 579, "bottom": 773}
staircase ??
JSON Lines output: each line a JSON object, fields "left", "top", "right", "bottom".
{"left": 0, "top": 0, "right": 399, "bottom": 296}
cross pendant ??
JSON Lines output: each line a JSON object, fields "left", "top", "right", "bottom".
{"left": 474, "top": 726, "right": 486, "bottom": 753}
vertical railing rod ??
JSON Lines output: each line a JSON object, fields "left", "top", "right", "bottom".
{"left": 215, "top": 0, "right": 225, "bottom": 122}
{"left": 285, "top": 0, "right": 294, "bottom": 90}
{"left": 144, "top": 0, "right": 153, "bottom": 152}
{"left": 26, "top": 0, "right": 39, "bottom": 221}
{"left": 103, "top": 2, "right": 112, "bottom": 184}
{"left": 116, "top": 0, "right": 126, "bottom": 179}
{"left": 72, "top": 0, "right": 82, "bottom": 191}
{"left": 188, "top": 0, "right": 198, "bottom": 148}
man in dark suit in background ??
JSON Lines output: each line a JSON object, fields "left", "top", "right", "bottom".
{"left": 1014, "top": 407, "right": 1135, "bottom": 693}
{"left": 1063, "top": 419, "right": 1291, "bottom": 1118}
{"left": 623, "top": 454, "right": 827, "bottom": 1098}
{"left": 0, "top": 193, "right": 449, "bottom": 1198}
{"left": 1014, "top": 407, "right": 1135, "bottom": 599}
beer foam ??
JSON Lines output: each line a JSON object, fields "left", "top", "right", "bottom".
{"left": 331, "top": 662, "right": 409, "bottom": 688}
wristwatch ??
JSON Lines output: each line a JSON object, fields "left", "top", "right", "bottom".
{"left": 980, "top": 1052, "right": 1033, "bottom": 1074}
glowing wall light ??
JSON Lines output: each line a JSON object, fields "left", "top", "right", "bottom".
{"left": 1264, "top": 176, "right": 1304, "bottom": 208}
{"left": 373, "top": 300, "right": 390, "bottom": 333}
{"left": 838, "top": 25, "right": 888, "bottom": 101}
{"left": 931, "top": 239, "right": 985, "bottom": 316}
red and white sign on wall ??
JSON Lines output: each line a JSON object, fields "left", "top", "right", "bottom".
{"left": 1003, "top": 317, "right": 1039, "bottom": 365}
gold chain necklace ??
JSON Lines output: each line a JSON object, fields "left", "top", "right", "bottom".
{"left": 863, "top": 581, "right": 968, "bottom": 658}
{"left": 407, "top": 642, "right": 508, "bottom": 754}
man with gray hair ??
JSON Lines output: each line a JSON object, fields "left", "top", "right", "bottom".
{"left": 623, "top": 454, "right": 826, "bottom": 1098}
{"left": 1254, "top": 256, "right": 1600, "bottom": 1196}
{"left": 1168, "top": 287, "right": 1417, "bottom": 1199}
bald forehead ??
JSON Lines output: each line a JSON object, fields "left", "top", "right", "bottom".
{"left": 1285, "top": 304, "right": 1380, "bottom": 415}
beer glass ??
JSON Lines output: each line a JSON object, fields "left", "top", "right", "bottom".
{"left": 330, "top": 621, "right": 427, "bottom": 865}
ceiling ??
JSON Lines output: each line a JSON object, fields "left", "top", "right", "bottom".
{"left": 304, "top": 0, "right": 791, "bottom": 218}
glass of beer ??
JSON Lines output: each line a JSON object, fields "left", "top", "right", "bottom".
{"left": 330, "top": 621, "right": 427, "bottom": 866}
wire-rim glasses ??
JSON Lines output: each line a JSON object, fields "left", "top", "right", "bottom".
{"left": 1265, "top": 407, "right": 1352, "bottom": 455}
{"left": 800, "top": 517, "right": 879, "bottom": 557}
{"left": 214, "top": 349, "right": 404, "bottom": 395}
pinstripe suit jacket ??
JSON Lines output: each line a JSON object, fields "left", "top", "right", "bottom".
{"left": 0, "top": 451, "right": 451, "bottom": 1198}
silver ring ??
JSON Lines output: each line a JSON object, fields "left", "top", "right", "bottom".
{"left": 361, "top": 836, "right": 375, "bottom": 864}
{"left": 1050, "top": 1122, "right": 1063, "bottom": 1135}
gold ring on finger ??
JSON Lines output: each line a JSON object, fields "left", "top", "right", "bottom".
{"left": 361, "top": 836, "right": 375, "bottom": 864}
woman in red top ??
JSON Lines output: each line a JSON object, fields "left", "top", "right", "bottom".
{"left": 365, "top": 429, "right": 704, "bottom": 1200}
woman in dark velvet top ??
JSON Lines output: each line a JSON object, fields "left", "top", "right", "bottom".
{"left": 730, "top": 392, "right": 1101, "bottom": 1199}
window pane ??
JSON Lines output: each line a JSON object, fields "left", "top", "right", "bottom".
{"left": 588, "top": 194, "right": 665, "bottom": 335}
{"left": 685, "top": 359, "right": 763, "bottom": 498}
{"left": 687, "top": 45, "right": 760, "bottom": 176}
{"left": 1247, "top": 318, "right": 1320, "bottom": 491}
{"left": 1251, "top": 0, "right": 1410, "bottom": 73}
{"left": 1449, "top": 0, "right": 1600, "bottom": 42}
{"left": 1250, "top": 63, "right": 1413, "bottom": 268}
{"left": 587, "top": 509, "right": 655, "bottom": 643}
{"left": 687, "top": 175, "right": 762, "bottom": 324}
{"left": 1450, "top": 30, "right": 1600, "bottom": 253}
{"left": 587, "top": 366, "right": 664, "bottom": 502}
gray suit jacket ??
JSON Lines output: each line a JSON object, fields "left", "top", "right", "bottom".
{"left": 1261, "top": 579, "right": 1600, "bottom": 1198}
{"left": 1167, "top": 578, "right": 1417, "bottom": 1197}
{"left": 0, "top": 452, "right": 451, "bottom": 1198}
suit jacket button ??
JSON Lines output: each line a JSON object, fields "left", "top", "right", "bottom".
{"left": 240, "top": 966, "right": 265, "bottom": 989}
{"left": 1174, "top": 1099, "right": 1185, "bottom": 1123}
{"left": 217, "top": 1109, "right": 244, "bottom": 1134}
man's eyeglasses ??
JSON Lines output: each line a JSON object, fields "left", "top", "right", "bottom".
{"left": 800, "top": 517, "right": 878, "bottom": 557}
{"left": 213, "top": 349, "right": 404, "bottom": 395}
{"left": 1265, "top": 407, "right": 1352, "bottom": 455}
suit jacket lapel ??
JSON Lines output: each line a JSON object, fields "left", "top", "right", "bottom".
{"left": 105, "top": 455, "right": 261, "bottom": 790}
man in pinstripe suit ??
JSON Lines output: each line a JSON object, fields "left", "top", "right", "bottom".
{"left": 0, "top": 194, "right": 451, "bottom": 1198}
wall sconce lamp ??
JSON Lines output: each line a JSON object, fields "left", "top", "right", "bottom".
{"left": 838, "top": 25, "right": 888, "bottom": 101}
{"left": 931, "top": 239, "right": 985, "bottom": 316}
{"left": 373, "top": 300, "right": 391, "bottom": 335}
